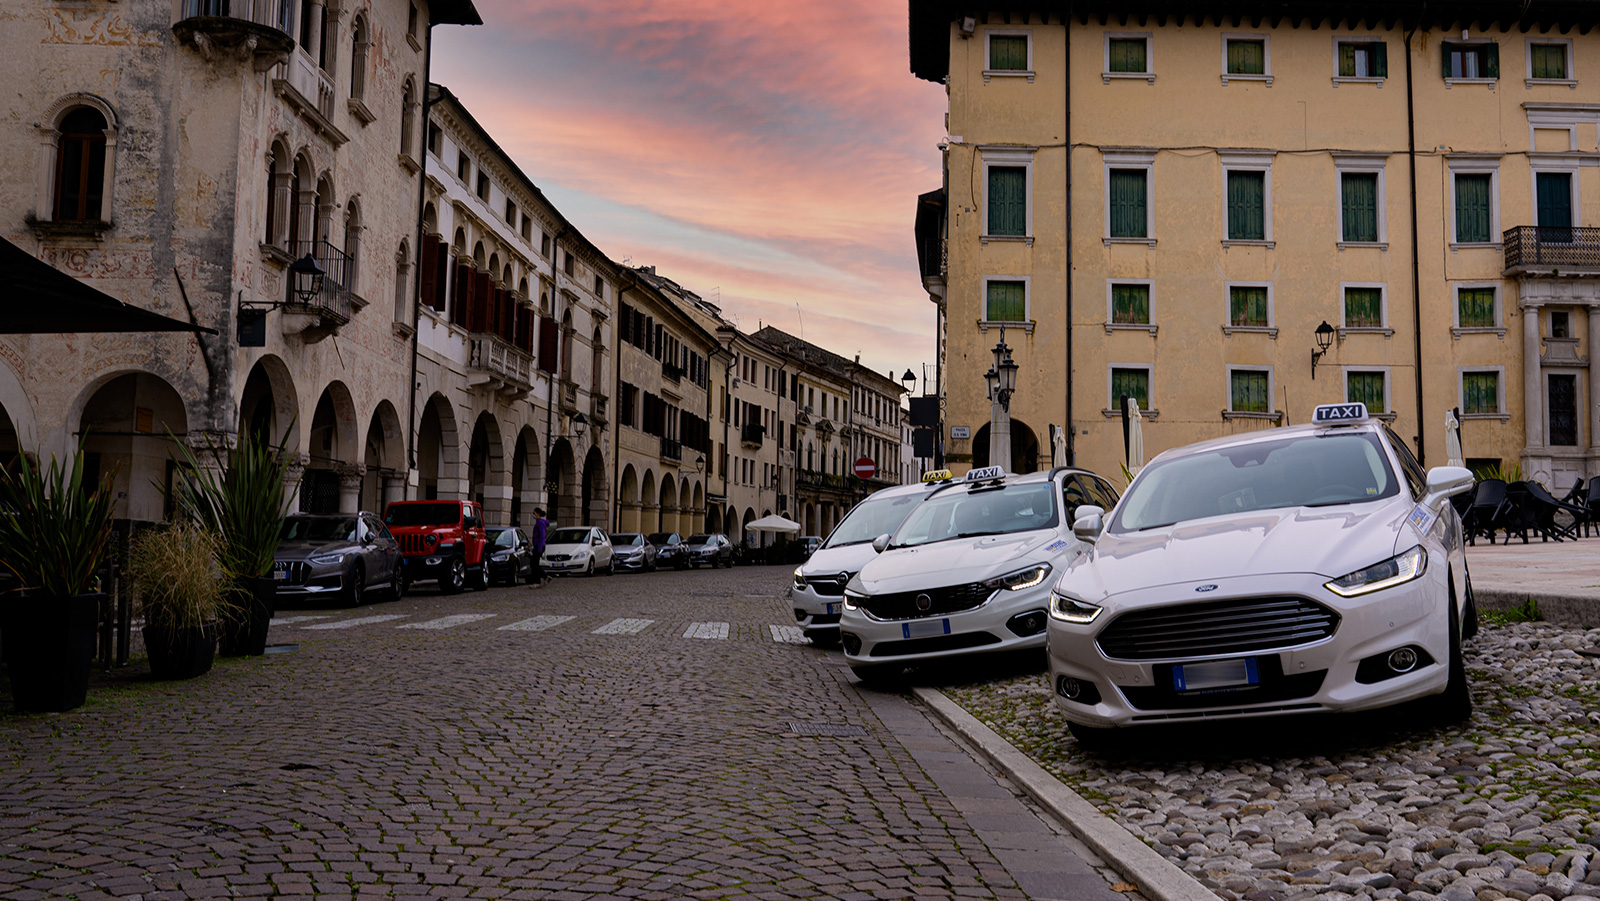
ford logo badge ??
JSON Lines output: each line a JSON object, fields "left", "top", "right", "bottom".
{"left": 1195, "top": 584, "right": 1218, "bottom": 593}
{"left": 915, "top": 593, "right": 933, "bottom": 611}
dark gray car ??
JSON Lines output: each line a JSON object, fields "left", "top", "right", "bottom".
{"left": 273, "top": 512, "right": 402, "bottom": 607}
{"left": 609, "top": 533, "right": 658, "bottom": 572}
{"left": 683, "top": 533, "right": 733, "bottom": 568}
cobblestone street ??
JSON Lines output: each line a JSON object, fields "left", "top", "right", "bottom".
{"left": 0, "top": 566, "right": 1127, "bottom": 901}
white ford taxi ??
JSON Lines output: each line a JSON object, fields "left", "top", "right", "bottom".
{"left": 840, "top": 465, "right": 1120, "bottom": 683}
{"left": 1046, "top": 403, "right": 1477, "bottom": 746}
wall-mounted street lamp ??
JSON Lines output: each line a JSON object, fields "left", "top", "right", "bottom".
{"left": 901, "top": 368, "right": 917, "bottom": 394}
{"left": 1310, "top": 320, "right": 1336, "bottom": 380}
{"left": 569, "top": 411, "right": 588, "bottom": 441}
{"left": 288, "top": 251, "right": 326, "bottom": 305}
{"left": 984, "top": 329, "right": 1018, "bottom": 472}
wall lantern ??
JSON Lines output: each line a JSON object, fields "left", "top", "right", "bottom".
{"left": 1310, "top": 320, "right": 1336, "bottom": 380}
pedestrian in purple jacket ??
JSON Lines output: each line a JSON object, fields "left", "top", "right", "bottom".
{"left": 530, "top": 508, "right": 549, "bottom": 587}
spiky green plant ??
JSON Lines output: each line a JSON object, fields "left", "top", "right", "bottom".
{"left": 166, "top": 426, "right": 298, "bottom": 580}
{"left": 126, "top": 523, "right": 225, "bottom": 638}
{"left": 1472, "top": 460, "right": 1524, "bottom": 483}
{"left": 0, "top": 447, "right": 117, "bottom": 597}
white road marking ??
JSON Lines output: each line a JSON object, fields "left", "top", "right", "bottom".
{"left": 302, "top": 614, "right": 410, "bottom": 630}
{"left": 769, "top": 625, "right": 807, "bottom": 644}
{"left": 498, "top": 615, "right": 577, "bottom": 632}
{"left": 683, "top": 621, "right": 730, "bottom": 640}
{"left": 592, "top": 618, "right": 653, "bottom": 635}
{"left": 271, "top": 615, "right": 333, "bottom": 625}
{"left": 399, "top": 614, "right": 498, "bottom": 630}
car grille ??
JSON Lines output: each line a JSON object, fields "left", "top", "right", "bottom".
{"left": 859, "top": 583, "right": 994, "bottom": 620}
{"left": 1096, "top": 596, "right": 1340, "bottom": 661}
{"left": 397, "top": 534, "right": 432, "bottom": 555}
{"left": 806, "top": 574, "right": 851, "bottom": 597}
{"left": 546, "top": 554, "right": 571, "bottom": 562}
{"left": 272, "top": 560, "right": 307, "bottom": 585}
{"left": 869, "top": 631, "right": 1000, "bottom": 657}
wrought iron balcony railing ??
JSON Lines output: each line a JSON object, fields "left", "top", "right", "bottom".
{"left": 660, "top": 437, "right": 682, "bottom": 461}
{"left": 284, "top": 239, "right": 352, "bottom": 318}
{"left": 1503, "top": 225, "right": 1600, "bottom": 273}
{"left": 179, "top": 0, "right": 294, "bottom": 33}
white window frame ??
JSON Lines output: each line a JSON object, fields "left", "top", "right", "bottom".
{"left": 984, "top": 29, "right": 1034, "bottom": 83}
{"left": 1104, "top": 363, "right": 1157, "bottom": 418}
{"left": 1221, "top": 33, "right": 1272, "bottom": 86}
{"left": 980, "top": 274, "right": 1032, "bottom": 333}
{"left": 1458, "top": 366, "right": 1509, "bottom": 421}
{"left": 1447, "top": 156, "right": 1501, "bottom": 250}
{"left": 1525, "top": 37, "right": 1576, "bottom": 89}
{"left": 1338, "top": 282, "right": 1393, "bottom": 337}
{"left": 1530, "top": 159, "right": 1581, "bottom": 229}
{"left": 1223, "top": 365, "right": 1279, "bottom": 420}
{"left": 1334, "top": 153, "right": 1389, "bottom": 248}
{"left": 1103, "top": 32, "right": 1154, "bottom": 84}
{"left": 981, "top": 146, "right": 1035, "bottom": 247}
{"left": 1342, "top": 366, "right": 1395, "bottom": 420}
{"left": 1331, "top": 36, "right": 1387, "bottom": 86}
{"left": 1105, "top": 278, "right": 1157, "bottom": 335}
{"left": 1442, "top": 39, "right": 1498, "bottom": 88}
{"left": 1222, "top": 281, "right": 1276, "bottom": 336}
{"left": 1450, "top": 281, "right": 1507, "bottom": 338}
{"left": 1220, "top": 151, "right": 1274, "bottom": 248}
{"left": 1102, "top": 149, "right": 1155, "bottom": 247}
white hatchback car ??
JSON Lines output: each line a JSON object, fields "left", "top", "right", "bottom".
{"left": 1046, "top": 403, "right": 1477, "bottom": 745}
{"left": 840, "top": 465, "right": 1120, "bottom": 683}
{"left": 541, "top": 526, "right": 614, "bottom": 576}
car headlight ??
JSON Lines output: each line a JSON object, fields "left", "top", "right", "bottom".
{"left": 1325, "top": 545, "right": 1427, "bottom": 597}
{"left": 1048, "top": 590, "right": 1104, "bottom": 624}
{"left": 792, "top": 567, "right": 806, "bottom": 589}
{"left": 573, "top": 549, "right": 589, "bottom": 559}
{"left": 308, "top": 550, "right": 353, "bottom": 565}
{"left": 984, "top": 563, "right": 1052, "bottom": 592}
{"left": 490, "top": 551, "right": 511, "bottom": 561}
{"left": 424, "top": 534, "right": 438, "bottom": 546}
{"left": 843, "top": 588, "right": 865, "bottom": 610}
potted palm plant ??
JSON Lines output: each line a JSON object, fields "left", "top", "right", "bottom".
{"left": 126, "top": 523, "right": 225, "bottom": 679}
{"left": 0, "top": 449, "right": 116, "bottom": 712}
{"left": 168, "top": 427, "right": 297, "bottom": 657}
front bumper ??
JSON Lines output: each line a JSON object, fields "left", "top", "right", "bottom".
{"left": 1045, "top": 569, "right": 1453, "bottom": 728}
{"left": 400, "top": 552, "right": 456, "bottom": 583}
{"left": 273, "top": 560, "right": 347, "bottom": 597}
{"left": 791, "top": 584, "right": 845, "bottom": 633}
{"left": 839, "top": 582, "right": 1051, "bottom": 664}
{"left": 541, "top": 554, "right": 591, "bottom": 573}
{"left": 615, "top": 553, "right": 650, "bottom": 571}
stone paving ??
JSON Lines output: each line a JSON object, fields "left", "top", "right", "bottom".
{"left": 0, "top": 565, "right": 1130, "bottom": 901}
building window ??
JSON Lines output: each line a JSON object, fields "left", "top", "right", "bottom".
{"left": 1530, "top": 42, "right": 1567, "bottom": 79}
{"left": 399, "top": 79, "right": 417, "bottom": 157}
{"left": 1229, "top": 369, "right": 1271, "bottom": 413}
{"left": 427, "top": 122, "right": 443, "bottom": 157}
{"left": 1551, "top": 310, "right": 1571, "bottom": 338}
{"left": 407, "top": 2, "right": 418, "bottom": 39}
{"left": 1336, "top": 40, "right": 1386, "bottom": 78}
{"left": 1346, "top": 370, "right": 1387, "bottom": 413}
{"left": 1443, "top": 42, "right": 1498, "bottom": 80}
{"left": 563, "top": 252, "right": 574, "bottom": 277}
{"left": 1452, "top": 170, "right": 1495, "bottom": 244}
{"left": 1110, "top": 367, "right": 1150, "bottom": 410}
{"left": 1108, "top": 169, "right": 1147, "bottom": 239}
{"left": 1457, "top": 286, "right": 1498, "bottom": 328}
{"left": 984, "top": 278, "right": 1027, "bottom": 322}
{"left": 520, "top": 214, "right": 532, "bottom": 241}
{"left": 456, "top": 150, "right": 470, "bottom": 183}
{"left": 1341, "top": 172, "right": 1378, "bottom": 243}
{"left": 987, "top": 166, "right": 1026, "bottom": 236}
{"left": 349, "top": 15, "right": 368, "bottom": 101}
{"left": 1104, "top": 34, "right": 1152, "bottom": 82}
{"left": 1222, "top": 35, "right": 1271, "bottom": 84}
{"left": 1229, "top": 284, "right": 1269, "bottom": 328}
{"left": 540, "top": 232, "right": 551, "bottom": 258}
{"left": 476, "top": 172, "right": 489, "bottom": 201}
{"left": 1227, "top": 170, "right": 1266, "bottom": 241}
{"left": 1343, "top": 286, "right": 1384, "bottom": 328}
{"left": 985, "top": 31, "right": 1031, "bottom": 79}
{"left": 504, "top": 199, "right": 515, "bottom": 225}
{"left": 1535, "top": 170, "right": 1574, "bottom": 234}
{"left": 53, "top": 107, "right": 108, "bottom": 223}
{"left": 1462, "top": 370, "right": 1500, "bottom": 415}
{"left": 1110, "top": 282, "right": 1150, "bottom": 326}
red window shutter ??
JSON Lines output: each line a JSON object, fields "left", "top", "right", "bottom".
{"left": 419, "top": 239, "right": 437, "bottom": 312}
{"left": 538, "top": 315, "right": 558, "bottom": 373}
{"left": 451, "top": 263, "right": 470, "bottom": 326}
{"left": 433, "top": 239, "right": 450, "bottom": 311}
{"left": 516, "top": 305, "right": 533, "bottom": 352}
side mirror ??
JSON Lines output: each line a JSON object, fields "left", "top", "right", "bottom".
{"left": 1073, "top": 505, "right": 1105, "bottom": 545}
{"left": 871, "top": 533, "right": 891, "bottom": 553}
{"left": 1422, "top": 466, "right": 1476, "bottom": 512}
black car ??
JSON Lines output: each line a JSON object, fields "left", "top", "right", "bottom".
{"left": 609, "top": 533, "right": 658, "bottom": 572}
{"left": 683, "top": 533, "right": 734, "bottom": 568}
{"left": 647, "top": 532, "right": 688, "bottom": 570}
{"left": 484, "top": 527, "right": 535, "bottom": 585}
{"left": 273, "top": 512, "right": 403, "bottom": 607}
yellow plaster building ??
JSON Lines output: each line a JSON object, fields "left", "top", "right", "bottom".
{"left": 911, "top": 0, "right": 1600, "bottom": 493}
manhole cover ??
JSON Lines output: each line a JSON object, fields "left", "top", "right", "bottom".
{"left": 789, "top": 723, "right": 867, "bottom": 737}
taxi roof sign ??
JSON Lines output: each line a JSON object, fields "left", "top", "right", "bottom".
{"left": 963, "top": 465, "right": 1007, "bottom": 482}
{"left": 920, "top": 468, "right": 954, "bottom": 483}
{"left": 1312, "top": 402, "right": 1369, "bottom": 425}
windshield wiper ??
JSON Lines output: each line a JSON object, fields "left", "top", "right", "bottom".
{"left": 953, "top": 530, "right": 1008, "bottom": 539}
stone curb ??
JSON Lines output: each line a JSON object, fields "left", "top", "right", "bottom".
{"left": 1476, "top": 589, "right": 1600, "bottom": 629}
{"left": 913, "top": 687, "right": 1220, "bottom": 901}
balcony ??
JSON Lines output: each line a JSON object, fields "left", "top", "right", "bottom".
{"left": 1503, "top": 225, "right": 1600, "bottom": 276}
{"left": 590, "top": 393, "right": 608, "bottom": 427}
{"left": 281, "top": 239, "right": 352, "bottom": 343}
{"left": 797, "top": 469, "right": 850, "bottom": 492}
{"left": 662, "top": 361, "right": 684, "bottom": 383}
{"left": 559, "top": 380, "right": 578, "bottom": 414}
{"left": 660, "top": 437, "right": 682, "bottom": 462}
{"left": 173, "top": 0, "right": 294, "bottom": 66}
{"left": 272, "top": 48, "right": 347, "bottom": 146}
{"left": 467, "top": 335, "right": 534, "bottom": 397}
{"left": 740, "top": 423, "right": 764, "bottom": 448}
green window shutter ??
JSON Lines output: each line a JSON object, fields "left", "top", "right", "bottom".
{"left": 1531, "top": 44, "right": 1566, "bottom": 79}
{"left": 1111, "top": 369, "right": 1150, "bottom": 409}
{"left": 1231, "top": 371, "right": 1268, "bottom": 413}
{"left": 1347, "top": 372, "right": 1386, "bottom": 411}
{"left": 1109, "top": 38, "right": 1147, "bottom": 73}
{"left": 1112, "top": 283, "right": 1150, "bottom": 324}
{"left": 1371, "top": 42, "right": 1387, "bottom": 77}
{"left": 1483, "top": 43, "right": 1499, "bottom": 78}
{"left": 1463, "top": 372, "right": 1498, "bottom": 415}
{"left": 987, "top": 166, "right": 1026, "bottom": 236}
{"left": 986, "top": 280, "right": 1025, "bottom": 322}
{"left": 1228, "top": 39, "right": 1264, "bottom": 75}
{"left": 1458, "top": 288, "right": 1496, "bottom": 328}
{"left": 1341, "top": 172, "right": 1378, "bottom": 243}
{"left": 1536, "top": 172, "right": 1572, "bottom": 229}
{"left": 1229, "top": 286, "right": 1267, "bottom": 327}
{"left": 1344, "top": 287, "right": 1382, "bottom": 327}
{"left": 1339, "top": 42, "right": 1356, "bottom": 77}
{"left": 1454, "top": 173, "right": 1490, "bottom": 243}
{"left": 1108, "top": 169, "right": 1147, "bottom": 238}
{"left": 1441, "top": 41, "right": 1454, "bottom": 77}
{"left": 1227, "top": 170, "right": 1265, "bottom": 240}
{"left": 990, "top": 35, "right": 1028, "bottom": 70}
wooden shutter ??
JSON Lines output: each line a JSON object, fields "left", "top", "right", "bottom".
{"left": 538, "top": 315, "right": 558, "bottom": 373}
{"left": 1341, "top": 173, "right": 1378, "bottom": 243}
{"left": 1231, "top": 371, "right": 1268, "bottom": 413}
{"left": 1110, "top": 369, "right": 1149, "bottom": 409}
{"left": 1111, "top": 284, "right": 1149, "bottom": 324}
{"left": 987, "top": 167, "right": 1025, "bottom": 236}
{"left": 419, "top": 238, "right": 437, "bottom": 312}
{"left": 1536, "top": 172, "right": 1572, "bottom": 229}
{"left": 1108, "top": 169, "right": 1146, "bottom": 238}
{"left": 1227, "top": 171, "right": 1265, "bottom": 241}
{"left": 451, "top": 262, "right": 470, "bottom": 326}
{"left": 1370, "top": 42, "right": 1387, "bottom": 77}
{"left": 1347, "top": 372, "right": 1385, "bottom": 411}
{"left": 1455, "top": 174, "right": 1490, "bottom": 243}
{"left": 432, "top": 239, "right": 449, "bottom": 311}
{"left": 1483, "top": 43, "right": 1499, "bottom": 78}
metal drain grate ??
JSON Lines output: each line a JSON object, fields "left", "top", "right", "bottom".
{"left": 788, "top": 722, "right": 868, "bottom": 737}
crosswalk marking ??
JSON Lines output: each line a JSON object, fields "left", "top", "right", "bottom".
{"left": 683, "top": 621, "right": 730, "bottom": 640}
{"left": 302, "top": 614, "right": 410, "bottom": 630}
{"left": 399, "top": 614, "right": 498, "bottom": 630}
{"left": 498, "top": 615, "right": 577, "bottom": 632}
{"left": 769, "top": 625, "right": 807, "bottom": 644}
{"left": 272, "top": 615, "right": 333, "bottom": 625}
{"left": 592, "top": 617, "right": 653, "bottom": 635}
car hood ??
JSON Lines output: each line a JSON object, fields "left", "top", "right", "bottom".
{"left": 856, "top": 530, "right": 1073, "bottom": 593}
{"left": 614, "top": 544, "right": 647, "bottom": 554}
{"left": 1061, "top": 502, "right": 1411, "bottom": 600}
{"left": 543, "top": 542, "right": 593, "bottom": 554}
{"left": 276, "top": 538, "right": 358, "bottom": 561}
{"left": 801, "top": 542, "right": 882, "bottom": 579}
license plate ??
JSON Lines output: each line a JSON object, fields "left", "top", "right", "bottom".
{"left": 902, "top": 618, "right": 951, "bottom": 639}
{"left": 272, "top": 570, "right": 287, "bottom": 580}
{"left": 825, "top": 603, "right": 839, "bottom": 615}
{"left": 1173, "top": 658, "right": 1259, "bottom": 692}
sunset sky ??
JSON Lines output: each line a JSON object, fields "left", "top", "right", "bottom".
{"left": 430, "top": 0, "right": 947, "bottom": 383}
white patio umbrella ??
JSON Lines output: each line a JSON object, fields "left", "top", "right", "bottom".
{"left": 1127, "top": 398, "right": 1146, "bottom": 476}
{"left": 1050, "top": 424, "right": 1069, "bottom": 468}
{"left": 1445, "top": 410, "right": 1464, "bottom": 468}
{"left": 746, "top": 514, "right": 801, "bottom": 533}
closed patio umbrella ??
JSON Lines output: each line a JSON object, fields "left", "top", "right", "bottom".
{"left": 1127, "top": 398, "right": 1146, "bottom": 476}
{"left": 1445, "top": 411, "right": 1464, "bottom": 468}
{"left": 1050, "top": 424, "right": 1068, "bottom": 468}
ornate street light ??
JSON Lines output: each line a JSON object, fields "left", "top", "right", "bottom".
{"left": 901, "top": 368, "right": 917, "bottom": 393}
{"left": 1311, "top": 320, "right": 1336, "bottom": 379}
{"left": 570, "top": 411, "right": 588, "bottom": 440}
{"left": 288, "top": 251, "right": 325, "bottom": 305}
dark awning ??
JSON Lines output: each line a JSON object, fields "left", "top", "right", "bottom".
{"left": 0, "top": 236, "right": 213, "bottom": 334}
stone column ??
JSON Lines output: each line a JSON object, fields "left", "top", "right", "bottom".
{"left": 283, "top": 453, "right": 309, "bottom": 515}
{"left": 1589, "top": 306, "right": 1600, "bottom": 478}
{"left": 382, "top": 471, "right": 406, "bottom": 509}
{"left": 1523, "top": 302, "right": 1544, "bottom": 451}
{"left": 990, "top": 400, "right": 1012, "bottom": 473}
{"left": 335, "top": 462, "right": 363, "bottom": 514}
{"left": 481, "top": 484, "right": 512, "bottom": 526}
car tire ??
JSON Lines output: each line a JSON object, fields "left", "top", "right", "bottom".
{"left": 606, "top": 559, "right": 615, "bottom": 576}
{"left": 473, "top": 563, "right": 489, "bottom": 591}
{"left": 441, "top": 556, "right": 465, "bottom": 594}
{"left": 1462, "top": 570, "right": 1479, "bottom": 640}
{"left": 849, "top": 663, "right": 902, "bottom": 686}
{"left": 1436, "top": 586, "right": 1473, "bottom": 724}
{"left": 585, "top": 559, "right": 595, "bottom": 577}
{"left": 343, "top": 563, "right": 365, "bottom": 608}
{"left": 1067, "top": 722, "right": 1120, "bottom": 753}
{"left": 390, "top": 568, "right": 405, "bottom": 600}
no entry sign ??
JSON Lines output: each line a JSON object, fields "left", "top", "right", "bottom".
{"left": 853, "top": 456, "right": 876, "bottom": 479}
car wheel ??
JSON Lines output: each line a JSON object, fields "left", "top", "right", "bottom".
{"left": 585, "top": 559, "right": 595, "bottom": 576}
{"left": 606, "top": 559, "right": 615, "bottom": 576}
{"left": 390, "top": 568, "right": 405, "bottom": 600}
{"left": 1462, "top": 570, "right": 1479, "bottom": 640}
{"left": 1436, "top": 585, "right": 1473, "bottom": 724}
{"left": 849, "top": 663, "right": 902, "bottom": 686}
{"left": 343, "top": 563, "right": 365, "bottom": 608}
{"left": 473, "top": 563, "right": 489, "bottom": 591}
{"left": 441, "top": 556, "right": 465, "bottom": 594}
{"left": 1067, "top": 722, "right": 1120, "bottom": 753}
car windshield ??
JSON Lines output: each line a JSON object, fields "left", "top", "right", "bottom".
{"left": 1112, "top": 431, "right": 1401, "bottom": 533}
{"left": 611, "top": 534, "right": 643, "bottom": 546}
{"left": 891, "top": 482, "right": 1058, "bottom": 548}
{"left": 647, "top": 533, "right": 677, "bottom": 545}
{"left": 548, "top": 528, "right": 591, "bottom": 545}
{"left": 385, "top": 503, "right": 459, "bottom": 526}
{"left": 686, "top": 534, "right": 710, "bottom": 544}
{"left": 488, "top": 529, "right": 519, "bottom": 548}
{"left": 823, "top": 492, "right": 926, "bottom": 549}
{"left": 281, "top": 516, "right": 357, "bottom": 541}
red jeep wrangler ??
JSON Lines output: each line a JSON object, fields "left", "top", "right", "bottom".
{"left": 382, "top": 500, "right": 489, "bottom": 593}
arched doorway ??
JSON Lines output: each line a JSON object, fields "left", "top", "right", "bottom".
{"left": 361, "top": 400, "right": 404, "bottom": 513}
{"left": 690, "top": 481, "right": 704, "bottom": 534}
{"left": 417, "top": 392, "right": 461, "bottom": 500}
{"left": 619, "top": 464, "right": 640, "bottom": 532}
{"left": 545, "top": 438, "right": 577, "bottom": 526}
{"left": 468, "top": 412, "right": 507, "bottom": 522}
{"left": 741, "top": 507, "right": 757, "bottom": 549}
{"left": 76, "top": 372, "right": 187, "bottom": 523}
{"left": 581, "top": 445, "right": 606, "bottom": 527}
{"left": 970, "top": 419, "right": 1042, "bottom": 474}
{"left": 239, "top": 355, "right": 301, "bottom": 448}
{"left": 640, "top": 469, "right": 658, "bottom": 533}
{"left": 511, "top": 427, "right": 542, "bottom": 526}
{"left": 303, "top": 381, "right": 359, "bottom": 513}
{"left": 0, "top": 357, "right": 35, "bottom": 471}
{"left": 705, "top": 503, "right": 722, "bottom": 534}
{"left": 659, "top": 474, "right": 678, "bottom": 535}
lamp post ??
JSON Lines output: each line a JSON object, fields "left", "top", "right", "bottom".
{"left": 288, "top": 251, "right": 325, "bottom": 306}
{"left": 1311, "top": 320, "right": 1336, "bottom": 380}
{"left": 985, "top": 331, "right": 1017, "bottom": 472}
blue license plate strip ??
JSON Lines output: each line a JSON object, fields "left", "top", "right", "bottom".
{"left": 902, "top": 618, "right": 951, "bottom": 639}
{"left": 1173, "top": 658, "right": 1259, "bottom": 691}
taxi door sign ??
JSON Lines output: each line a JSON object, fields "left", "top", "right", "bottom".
{"left": 1312, "top": 402, "right": 1368, "bottom": 425}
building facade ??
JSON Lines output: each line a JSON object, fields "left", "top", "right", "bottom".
{"left": 911, "top": 0, "right": 1600, "bottom": 491}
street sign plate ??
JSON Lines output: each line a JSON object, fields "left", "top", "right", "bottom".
{"left": 853, "top": 456, "right": 876, "bottom": 479}
{"left": 950, "top": 426, "right": 970, "bottom": 439}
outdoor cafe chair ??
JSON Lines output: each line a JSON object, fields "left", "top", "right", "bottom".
{"left": 1510, "top": 481, "right": 1584, "bottom": 543}
{"left": 1583, "top": 479, "right": 1600, "bottom": 539}
{"left": 1500, "top": 482, "right": 1539, "bottom": 545}
{"left": 1462, "top": 479, "right": 1509, "bottom": 546}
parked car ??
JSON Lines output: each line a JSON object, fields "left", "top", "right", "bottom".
{"left": 840, "top": 465, "right": 1121, "bottom": 684}
{"left": 484, "top": 526, "right": 535, "bottom": 585}
{"left": 383, "top": 500, "right": 490, "bottom": 593}
{"left": 1046, "top": 403, "right": 1477, "bottom": 747}
{"left": 610, "top": 533, "right": 658, "bottom": 572}
{"left": 683, "top": 533, "right": 734, "bottom": 568}
{"left": 542, "top": 527, "right": 614, "bottom": 576}
{"left": 274, "top": 512, "right": 403, "bottom": 607}
{"left": 647, "top": 532, "right": 688, "bottom": 570}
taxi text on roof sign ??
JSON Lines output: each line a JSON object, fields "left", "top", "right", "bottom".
{"left": 1312, "top": 402, "right": 1369, "bottom": 425}
{"left": 964, "top": 465, "right": 1006, "bottom": 482}
{"left": 920, "top": 469, "right": 954, "bottom": 483}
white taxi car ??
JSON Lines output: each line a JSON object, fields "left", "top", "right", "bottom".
{"left": 840, "top": 465, "right": 1120, "bottom": 683}
{"left": 1046, "top": 403, "right": 1477, "bottom": 745}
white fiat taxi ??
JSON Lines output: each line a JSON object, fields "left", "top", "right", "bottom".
{"left": 840, "top": 465, "right": 1120, "bottom": 683}
{"left": 1046, "top": 403, "right": 1477, "bottom": 746}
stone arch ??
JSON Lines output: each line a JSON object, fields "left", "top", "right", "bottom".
{"left": 581, "top": 445, "right": 607, "bottom": 528}
{"left": 659, "top": 473, "right": 678, "bottom": 535}
{"left": 970, "top": 419, "right": 1041, "bottom": 474}
{"left": 545, "top": 437, "right": 578, "bottom": 526}
{"left": 725, "top": 504, "right": 737, "bottom": 539}
{"left": 704, "top": 503, "right": 722, "bottom": 534}
{"left": 690, "top": 480, "right": 704, "bottom": 534}
{"left": 619, "top": 464, "right": 640, "bottom": 532}
{"left": 74, "top": 371, "right": 187, "bottom": 523}
{"left": 265, "top": 137, "right": 292, "bottom": 247}
{"left": 741, "top": 507, "right": 758, "bottom": 548}
{"left": 313, "top": 171, "right": 335, "bottom": 245}
{"left": 511, "top": 426, "right": 542, "bottom": 527}
{"left": 452, "top": 227, "right": 466, "bottom": 254}
{"left": 303, "top": 380, "right": 359, "bottom": 513}
{"left": 423, "top": 201, "right": 438, "bottom": 234}
{"left": 0, "top": 355, "right": 37, "bottom": 461}
{"left": 488, "top": 251, "right": 500, "bottom": 280}
{"left": 349, "top": 12, "right": 369, "bottom": 101}
{"left": 640, "top": 469, "right": 658, "bottom": 533}
{"left": 473, "top": 241, "right": 486, "bottom": 269}
{"left": 417, "top": 391, "right": 461, "bottom": 500}
{"left": 361, "top": 399, "right": 404, "bottom": 514}
{"left": 239, "top": 355, "right": 301, "bottom": 450}
{"left": 468, "top": 411, "right": 508, "bottom": 522}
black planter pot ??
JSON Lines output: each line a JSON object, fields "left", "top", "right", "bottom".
{"left": 143, "top": 620, "right": 219, "bottom": 680}
{"left": 0, "top": 594, "right": 100, "bottom": 713}
{"left": 218, "top": 577, "right": 275, "bottom": 657}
